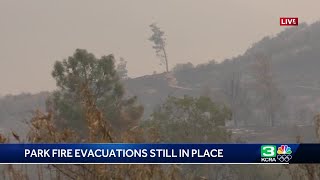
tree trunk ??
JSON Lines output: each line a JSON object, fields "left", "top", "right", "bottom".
{"left": 162, "top": 47, "right": 169, "bottom": 72}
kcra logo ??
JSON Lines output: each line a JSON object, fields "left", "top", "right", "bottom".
{"left": 261, "top": 145, "right": 292, "bottom": 163}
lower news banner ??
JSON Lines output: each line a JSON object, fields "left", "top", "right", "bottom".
{"left": 0, "top": 144, "right": 317, "bottom": 164}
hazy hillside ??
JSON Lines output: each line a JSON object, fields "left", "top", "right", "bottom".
{"left": 126, "top": 22, "right": 320, "bottom": 120}
{"left": 0, "top": 92, "right": 49, "bottom": 139}
{"left": 2, "top": 21, "right": 320, "bottom": 141}
{"left": 174, "top": 22, "right": 320, "bottom": 94}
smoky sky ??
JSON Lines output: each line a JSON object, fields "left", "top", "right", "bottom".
{"left": 0, "top": 0, "right": 319, "bottom": 94}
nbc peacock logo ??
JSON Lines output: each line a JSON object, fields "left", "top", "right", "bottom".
{"left": 277, "top": 145, "right": 292, "bottom": 155}
{"left": 276, "top": 145, "right": 292, "bottom": 162}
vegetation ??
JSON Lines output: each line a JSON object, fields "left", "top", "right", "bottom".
{"left": 149, "top": 95, "right": 231, "bottom": 143}
{"left": 145, "top": 95, "right": 234, "bottom": 179}
{"left": 49, "top": 49, "right": 142, "bottom": 134}
{"left": 2, "top": 21, "right": 320, "bottom": 179}
{"left": 0, "top": 49, "right": 182, "bottom": 179}
{"left": 149, "top": 23, "right": 169, "bottom": 73}
{"left": 251, "top": 53, "right": 285, "bottom": 127}
{"left": 116, "top": 57, "right": 129, "bottom": 80}
{"left": 0, "top": 49, "right": 289, "bottom": 180}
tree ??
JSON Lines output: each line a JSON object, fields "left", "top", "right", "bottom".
{"left": 149, "top": 23, "right": 169, "bottom": 72}
{"left": 221, "top": 61, "right": 251, "bottom": 127}
{"left": 147, "top": 95, "right": 231, "bottom": 178}
{"left": 172, "top": 62, "right": 194, "bottom": 74}
{"left": 49, "top": 49, "right": 143, "bottom": 134}
{"left": 19, "top": 49, "right": 180, "bottom": 179}
{"left": 150, "top": 95, "right": 231, "bottom": 143}
{"left": 222, "top": 71, "right": 242, "bottom": 127}
{"left": 116, "top": 57, "right": 128, "bottom": 79}
{"left": 252, "top": 53, "right": 284, "bottom": 127}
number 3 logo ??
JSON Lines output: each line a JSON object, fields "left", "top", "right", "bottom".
{"left": 261, "top": 145, "right": 276, "bottom": 157}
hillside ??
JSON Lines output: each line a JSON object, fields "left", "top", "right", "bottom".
{"left": 125, "top": 22, "right": 320, "bottom": 122}
{"left": 2, "top": 21, "right": 320, "bottom": 142}
{"left": 0, "top": 92, "right": 49, "bottom": 140}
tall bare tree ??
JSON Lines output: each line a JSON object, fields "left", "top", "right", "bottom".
{"left": 252, "top": 54, "right": 284, "bottom": 127}
{"left": 222, "top": 62, "right": 251, "bottom": 127}
{"left": 149, "top": 23, "right": 169, "bottom": 73}
{"left": 223, "top": 71, "right": 242, "bottom": 127}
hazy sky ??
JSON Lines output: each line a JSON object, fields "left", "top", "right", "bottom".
{"left": 0, "top": 1, "right": 319, "bottom": 94}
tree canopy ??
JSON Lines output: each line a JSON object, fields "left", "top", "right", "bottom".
{"left": 49, "top": 49, "right": 143, "bottom": 133}
{"left": 149, "top": 23, "right": 169, "bottom": 72}
{"left": 150, "top": 95, "right": 231, "bottom": 143}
